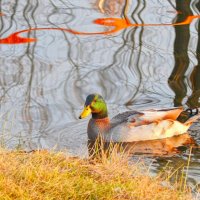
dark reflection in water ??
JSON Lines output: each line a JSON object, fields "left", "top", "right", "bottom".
{"left": 169, "top": 0, "right": 200, "bottom": 109}
{"left": 168, "top": 1, "right": 192, "bottom": 107}
{"left": 0, "top": 0, "right": 200, "bottom": 190}
{"left": 187, "top": 1, "right": 200, "bottom": 108}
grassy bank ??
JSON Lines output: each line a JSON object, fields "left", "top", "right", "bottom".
{"left": 0, "top": 148, "right": 192, "bottom": 200}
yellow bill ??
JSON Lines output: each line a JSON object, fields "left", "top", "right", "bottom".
{"left": 79, "top": 106, "right": 92, "bottom": 119}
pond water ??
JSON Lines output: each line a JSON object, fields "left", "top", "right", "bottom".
{"left": 1, "top": 0, "right": 200, "bottom": 193}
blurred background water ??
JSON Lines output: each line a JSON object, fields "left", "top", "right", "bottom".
{"left": 0, "top": 0, "right": 200, "bottom": 192}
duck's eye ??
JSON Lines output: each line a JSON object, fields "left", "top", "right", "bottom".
{"left": 93, "top": 100, "right": 97, "bottom": 103}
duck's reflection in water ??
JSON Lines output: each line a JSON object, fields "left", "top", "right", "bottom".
{"left": 88, "top": 133, "right": 196, "bottom": 158}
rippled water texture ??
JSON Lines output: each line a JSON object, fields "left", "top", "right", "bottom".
{"left": 1, "top": 0, "right": 200, "bottom": 191}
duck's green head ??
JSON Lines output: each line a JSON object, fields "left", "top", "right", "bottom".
{"left": 79, "top": 94, "right": 108, "bottom": 119}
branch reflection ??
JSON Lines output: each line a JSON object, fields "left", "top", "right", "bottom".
{"left": 187, "top": 1, "right": 200, "bottom": 108}
{"left": 169, "top": 1, "right": 200, "bottom": 108}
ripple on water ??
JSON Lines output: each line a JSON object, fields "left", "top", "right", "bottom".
{"left": 0, "top": 0, "right": 200, "bottom": 190}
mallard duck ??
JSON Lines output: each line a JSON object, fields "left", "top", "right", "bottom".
{"left": 79, "top": 94, "right": 200, "bottom": 142}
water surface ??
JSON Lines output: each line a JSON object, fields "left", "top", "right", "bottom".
{"left": 0, "top": 0, "right": 200, "bottom": 192}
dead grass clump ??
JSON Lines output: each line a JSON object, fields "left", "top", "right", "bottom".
{"left": 0, "top": 148, "right": 192, "bottom": 200}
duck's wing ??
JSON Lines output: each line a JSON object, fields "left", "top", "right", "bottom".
{"left": 111, "top": 111, "right": 144, "bottom": 125}
{"left": 111, "top": 107, "right": 184, "bottom": 127}
{"left": 108, "top": 107, "right": 189, "bottom": 142}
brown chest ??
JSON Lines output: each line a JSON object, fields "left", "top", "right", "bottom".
{"left": 88, "top": 118, "right": 110, "bottom": 135}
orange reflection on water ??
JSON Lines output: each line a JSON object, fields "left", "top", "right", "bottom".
{"left": 0, "top": 30, "right": 37, "bottom": 44}
{"left": 0, "top": 15, "right": 200, "bottom": 44}
{"left": 88, "top": 133, "right": 195, "bottom": 156}
{"left": 94, "top": 15, "right": 200, "bottom": 31}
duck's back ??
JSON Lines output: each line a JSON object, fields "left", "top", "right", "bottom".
{"left": 105, "top": 108, "right": 192, "bottom": 142}
{"left": 88, "top": 108, "right": 200, "bottom": 142}
{"left": 107, "top": 119, "right": 190, "bottom": 142}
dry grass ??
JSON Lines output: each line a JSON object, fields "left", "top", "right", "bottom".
{"left": 0, "top": 147, "right": 192, "bottom": 200}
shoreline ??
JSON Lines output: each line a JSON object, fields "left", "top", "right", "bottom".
{"left": 0, "top": 148, "right": 193, "bottom": 200}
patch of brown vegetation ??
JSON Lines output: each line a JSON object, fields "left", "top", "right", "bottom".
{"left": 0, "top": 148, "right": 192, "bottom": 200}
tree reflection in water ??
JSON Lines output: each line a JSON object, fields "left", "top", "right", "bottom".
{"left": 0, "top": 0, "right": 200, "bottom": 189}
